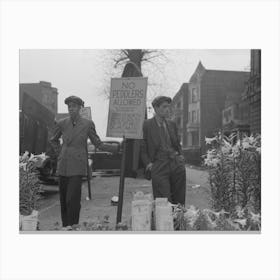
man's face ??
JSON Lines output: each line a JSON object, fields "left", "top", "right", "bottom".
{"left": 154, "top": 101, "right": 170, "bottom": 118}
{"left": 68, "top": 102, "right": 81, "bottom": 119}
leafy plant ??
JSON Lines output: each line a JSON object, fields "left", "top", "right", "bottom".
{"left": 172, "top": 204, "right": 260, "bottom": 231}
{"left": 19, "top": 152, "right": 42, "bottom": 215}
{"left": 204, "top": 133, "right": 261, "bottom": 214}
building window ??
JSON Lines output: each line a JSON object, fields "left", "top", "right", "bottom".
{"left": 192, "top": 110, "right": 196, "bottom": 122}
{"left": 191, "top": 88, "right": 198, "bottom": 103}
{"left": 177, "top": 117, "right": 181, "bottom": 128}
{"left": 188, "top": 110, "right": 198, "bottom": 123}
{"left": 192, "top": 131, "right": 199, "bottom": 146}
{"left": 187, "top": 132, "right": 192, "bottom": 146}
{"left": 177, "top": 101, "right": 181, "bottom": 109}
{"left": 187, "top": 131, "right": 199, "bottom": 146}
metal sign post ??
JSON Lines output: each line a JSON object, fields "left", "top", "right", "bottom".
{"left": 116, "top": 135, "right": 127, "bottom": 224}
{"left": 107, "top": 62, "right": 147, "bottom": 227}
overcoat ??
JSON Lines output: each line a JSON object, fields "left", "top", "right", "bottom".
{"left": 50, "top": 116, "right": 102, "bottom": 176}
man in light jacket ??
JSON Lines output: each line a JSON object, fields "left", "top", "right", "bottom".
{"left": 50, "top": 95, "right": 107, "bottom": 230}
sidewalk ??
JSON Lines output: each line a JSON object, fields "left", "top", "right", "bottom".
{"left": 38, "top": 166, "right": 211, "bottom": 230}
{"left": 185, "top": 165, "right": 211, "bottom": 210}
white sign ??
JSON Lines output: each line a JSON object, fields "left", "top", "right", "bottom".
{"left": 80, "top": 106, "right": 92, "bottom": 121}
{"left": 106, "top": 77, "right": 148, "bottom": 139}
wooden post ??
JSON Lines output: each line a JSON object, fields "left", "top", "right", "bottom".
{"left": 86, "top": 143, "right": 92, "bottom": 200}
{"left": 116, "top": 135, "right": 127, "bottom": 224}
{"left": 115, "top": 60, "right": 144, "bottom": 226}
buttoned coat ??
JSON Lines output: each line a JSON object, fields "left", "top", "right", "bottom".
{"left": 50, "top": 116, "right": 102, "bottom": 176}
{"left": 140, "top": 117, "right": 183, "bottom": 167}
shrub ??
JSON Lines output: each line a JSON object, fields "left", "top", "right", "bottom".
{"left": 19, "top": 152, "right": 43, "bottom": 216}
{"left": 173, "top": 204, "right": 261, "bottom": 231}
{"left": 203, "top": 133, "right": 261, "bottom": 214}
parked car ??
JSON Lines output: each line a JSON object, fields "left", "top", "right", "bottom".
{"left": 37, "top": 139, "right": 123, "bottom": 184}
{"left": 36, "top": 156, "right": 58, "bottom": 185}
{"left": 88, "top": 139, "right": 122, "bottom": 176}
{"left": 37, "top": 156, "right": 94, "bottom": 185}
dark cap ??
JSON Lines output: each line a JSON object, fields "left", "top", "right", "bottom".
{"left": 152, "top": 96, "right": 172, "bottom": 108}
{"left": 64, "top": 96, "right": 84, "bottom": 107}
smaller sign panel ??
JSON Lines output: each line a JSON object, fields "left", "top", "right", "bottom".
{"left": 80, "top": 107, "right": 92, "bottom": 121}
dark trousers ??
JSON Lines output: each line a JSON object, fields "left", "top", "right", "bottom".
{"left": 151, "top": 156, "right": 186, "bottom": 205}
{"left": 59, "top": 176, "right": 82, "bottom": 227}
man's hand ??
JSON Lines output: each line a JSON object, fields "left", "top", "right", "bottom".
{"left": 146, "top": 162, "right": 153, "bottom": 171}
{"left": 178, "top": 155, "right": 186, "bottom": 164}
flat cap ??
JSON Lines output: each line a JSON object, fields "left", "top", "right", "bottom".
{"left": 64, "top": 96, "right": 84, "bottom": 107}
{"left": 152, "top": 96, "right": 172, "bottom": 108}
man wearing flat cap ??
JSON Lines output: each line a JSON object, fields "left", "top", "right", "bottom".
{"left": 50, "top": 95, "right": 107, "bottom": 230}
{"left": 140, "top": 95, "right": 186, "bottom": 205}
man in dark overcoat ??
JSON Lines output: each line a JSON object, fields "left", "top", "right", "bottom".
{"left": 140, "top": 96, "right": 186, "bottom": 205}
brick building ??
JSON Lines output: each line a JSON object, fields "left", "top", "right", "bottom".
{"left": 242, "top": 49, "right": 261, "bottom": 134}
{"left": 20, "top": 81, "right": 58, "bottom": 115}
{"left": 185, "top": 62, "right": 249, "bottom": 162}
{"left": 222, "top": 90, "right": 250, "bottom": 135}
{"left": 170, "top": 83, "right": 189, "bottom": 148}
{"left": 222, "top": 50, "right": 261, "bottom": 136}
{"left": 19, "top": 81, "right": 58, "bottom": 154}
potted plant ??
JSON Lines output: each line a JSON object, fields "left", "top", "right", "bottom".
{"left": 19, "top": 152, "right": 43, "bottom": 231}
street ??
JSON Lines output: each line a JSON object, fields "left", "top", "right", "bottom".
{"left": 37, "top": 165, "right": 211, "bottom": 230}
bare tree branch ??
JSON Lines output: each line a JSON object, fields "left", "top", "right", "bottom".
{"left": 107, "top": 49, "right": 170, "bottom": 104}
